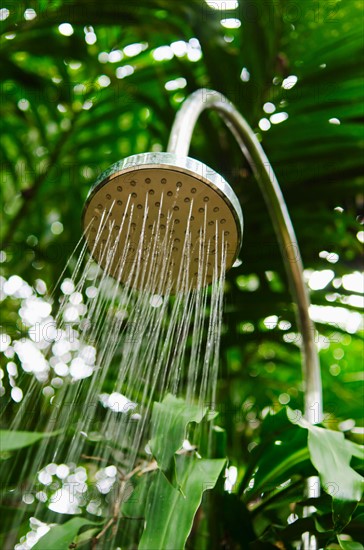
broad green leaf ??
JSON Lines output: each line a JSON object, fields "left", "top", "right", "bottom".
{"left": 243, "top": 408, "right": 312, "bottom": 497}
{"left": 122, "top": 473, "right": 152, "bottom": 519}
{"left": 307, "top": 426, "right": 363, "bottom": 503}
{"left": 0, "top": 430, "right": 60, "bottom": 452}
{"left": 337, "top": 535, "right": 364, "bottom": 550}
{"left": 305, "top": 423, "right": 364, "bottom": 529}
{"left": 32, "top": 517, "right": 102, "bottom": 550}
{"left": 243, "top": 407, "right": 363, "bottom": 531}
{"left": 333, "top": 500, "right": 360, "bottom": 534}
{"left": 251, "top": 432, "right": 311, "bottom": 495}
{"left": 148, "top": 393, "right": 208, "bottom": 476}
{"left": 139, "top": 455, "right": 225, "bottom": 550}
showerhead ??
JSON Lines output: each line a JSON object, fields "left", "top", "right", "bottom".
{"left": 83, "top": 152, "right": 243, "bottom": 293}
{"left": 82, "top": 85, "right": 321, "bottom": 423}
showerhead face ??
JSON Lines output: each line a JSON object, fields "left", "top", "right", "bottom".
{"left": 83, "top": 152, "right": 243, "bottom": 293}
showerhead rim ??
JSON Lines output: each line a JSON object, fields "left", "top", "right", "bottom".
{"left": 84, "top": 152, "right": 243, "bottom": 238}
{"left": 82, "top": 152, "right": 243, "bottom": 286}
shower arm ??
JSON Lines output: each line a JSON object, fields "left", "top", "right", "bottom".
{"left": 167, "top": 89, "right": 322, "bottom": 425}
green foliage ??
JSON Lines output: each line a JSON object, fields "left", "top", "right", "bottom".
{"left": 307, "top": 425, "right": 363, "bottom": 528}
{"left": 0, "top": 429, "right": 61, "bottom": 452}
{"left": 231, "top": 409, "right": 363, "bottom": 549}
{"left": 337, "top": 536, "right": 364, "bottom": 550}
{"left": 0, "top": 0, "right": 363, "bottom": 548}
{"left": 139, "top": 457, "right": 225, "bottom": 550}
{"left": 32, "top": 517, "right": 102, "bottom": 550}
{"left": 119, "top": 401, "right": 364, "bottom": 547}
{"left": 124, "top": 394, "right": 226, "bottom": 549}
{"left": 149, "top": 393, "right": 209, "bottom": 484}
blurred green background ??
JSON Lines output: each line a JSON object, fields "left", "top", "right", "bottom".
{"left": 0, "top": 0, "right": 363, "bottom": 491}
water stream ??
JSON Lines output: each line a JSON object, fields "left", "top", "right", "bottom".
{"left": 1, "top": 193, "right": 228, "bottom": 549}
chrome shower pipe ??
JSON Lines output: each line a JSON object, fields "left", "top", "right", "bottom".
{"left": 168, "top": 89, "right": 322, "bottom": 425}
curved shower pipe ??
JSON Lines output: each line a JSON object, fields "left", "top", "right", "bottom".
{"left": 168, "top": 89, "right": 323, "bottom": 426}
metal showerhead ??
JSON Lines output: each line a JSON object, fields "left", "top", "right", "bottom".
{"left": 83, "top": 152, "right": 243, "bottom": 292}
